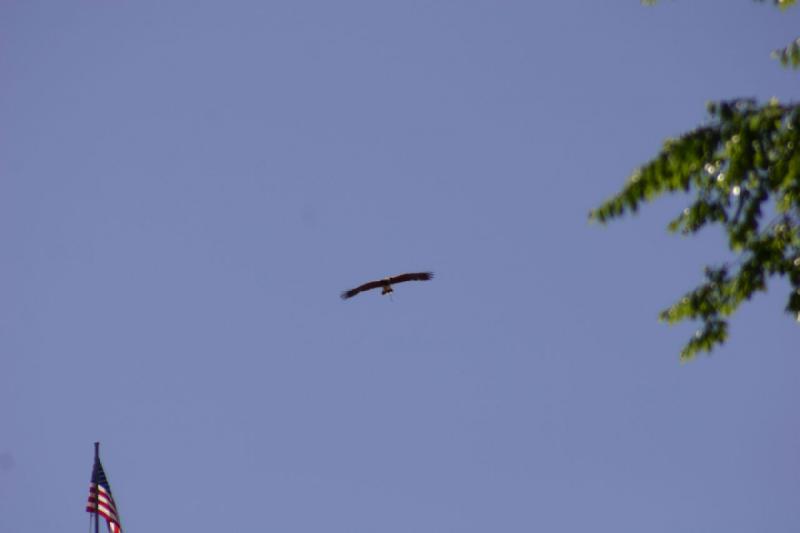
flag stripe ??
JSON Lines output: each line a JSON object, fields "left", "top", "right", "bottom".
{"left": 87, "top": 486, "right": 118, "bottom": 514}
{"left": 86, "top": 501, "right": 119, "bottom": 523}
{"left": 87, "top": 456, "right": 123, "bottom": 533}
{"left": 86, "top": 497, "right": 121, "bottom": 524}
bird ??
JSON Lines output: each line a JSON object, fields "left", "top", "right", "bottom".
{"left": 340, "top": 272, "right": 434, "bottom": 299}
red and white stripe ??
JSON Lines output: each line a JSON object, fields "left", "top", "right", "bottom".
{"left": 86, "top": 483, "right": 122, "bottom": 533}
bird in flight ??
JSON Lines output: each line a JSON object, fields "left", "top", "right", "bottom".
{"left": 341, "top": 272, "right": 434, "bottom": 300}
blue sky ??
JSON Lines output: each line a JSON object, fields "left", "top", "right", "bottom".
{"left": 1, "top": 1, "right": 798, "bottom": 532}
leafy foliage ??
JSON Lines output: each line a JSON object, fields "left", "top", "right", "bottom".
{"left": 773, "top": 38, "right": 800, "bottom": 69}
{"left": 591, "top": 100, "right": 800, "bottom": 360}
{"left": 646, "top": 0, "right": 799, "bottom": 69}
{"left": 596, "top": 0, "right": 799, "bottom": 360}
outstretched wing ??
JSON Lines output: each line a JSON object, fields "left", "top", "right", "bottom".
{"left": 340, "top": 279, "right": 384, "bottom": 299}
{"left": 387, "top": 271, "right": 434, "bottom": 284}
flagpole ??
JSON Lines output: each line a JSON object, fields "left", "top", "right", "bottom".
{"left": 94, "top": 442, "right": 100, "bottom": 533}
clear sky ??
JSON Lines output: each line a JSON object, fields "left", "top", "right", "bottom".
{"left": 1, "top": 2, "right": 798, "bottom": 532}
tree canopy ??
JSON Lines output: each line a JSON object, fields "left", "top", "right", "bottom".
{"left": 592, "top": 1, "right": 800, "bottom": 360}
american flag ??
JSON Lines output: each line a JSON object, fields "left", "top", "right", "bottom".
{"left": 86, "top": 452, "right": 123, "bottom": 533}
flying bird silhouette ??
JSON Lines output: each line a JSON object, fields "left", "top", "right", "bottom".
{"left": 341, "top": 272, "right": 434, "bottom": 299}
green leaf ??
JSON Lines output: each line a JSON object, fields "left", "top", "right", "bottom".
{"left": 592, "top": 100, "right": 800, "bottom": 359}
